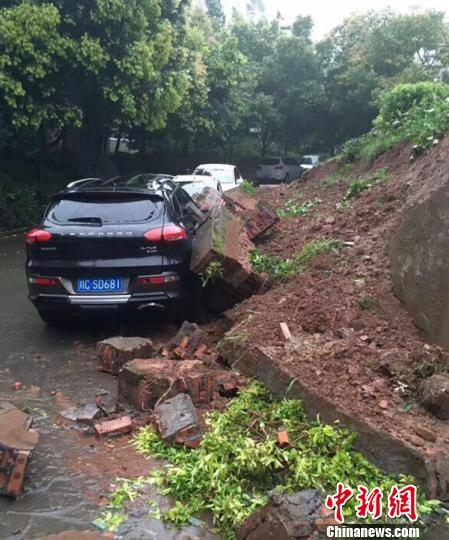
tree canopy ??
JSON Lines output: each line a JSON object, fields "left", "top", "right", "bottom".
{"left": 1, "top": 2, "right": 449, "bottom": 168}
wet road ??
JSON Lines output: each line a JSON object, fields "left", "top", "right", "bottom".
{"left": 0, "top": 235, "right": 218, "bottom": 540}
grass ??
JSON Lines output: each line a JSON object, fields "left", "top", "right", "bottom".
{"left": 121, "top": 383, "right": 438, "bottom": 539}
{"left": 250, "top": 238, "right": 342, "bottom": 280}
{"left": 277, "top": 197, "right": 322, "bottom": 218}
{"left": 322, "top": 164, "right": 354, "bottom": 188}
{"left": 239, "top": 180, "right": 257, "bottom": 196}
{"left": 344, "top": 169, "right": 390, "bottom": 200}
{"left": 359, "top": 296, "right": 376, "bottom": 311}
{"left": 358, "top": 133, "right": 403, "bottom": 162}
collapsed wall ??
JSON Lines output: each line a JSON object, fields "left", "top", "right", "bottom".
{"left": 390, "top": 170, "right": 449, "bottom": 350}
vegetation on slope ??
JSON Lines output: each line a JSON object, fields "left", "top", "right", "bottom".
{"left": 341, "top": 82, "right": 449, "bottom": 162}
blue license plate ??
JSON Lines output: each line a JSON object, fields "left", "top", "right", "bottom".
{"left": 77, "top": 277, "right": 123, "bottom": 293}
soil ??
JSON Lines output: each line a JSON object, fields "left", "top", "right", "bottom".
{"left": 226, "top": 139, "right": 449, "bottom": 456}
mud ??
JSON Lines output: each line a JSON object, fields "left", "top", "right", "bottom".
{"left": 225, "top": 141, "right": 449, "bottom": 498}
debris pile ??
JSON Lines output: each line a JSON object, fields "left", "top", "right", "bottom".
{"left": 117, "top": 322, "right": 242, "bottom": 441}
{"left": 218, "top": 140, "right": 449, "bottom": 499}
{"left": 0, "top": 402, "right": 39, "bottom": 498}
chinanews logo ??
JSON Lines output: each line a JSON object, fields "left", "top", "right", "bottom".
{"left": 324, "top": 483, "right": 420, "bottom": 538}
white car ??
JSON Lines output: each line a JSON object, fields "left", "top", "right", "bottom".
{"left": 256, "top": 157, "right": 301, "bottom": 184}
{"left": 300, "top": 154, "right": 321, "bottom": 173}
{"left": 193, "top": 164, "right": 244, "bottom": 192}
{"left": 173, "top": 174, "right": 222, "bottom": 195}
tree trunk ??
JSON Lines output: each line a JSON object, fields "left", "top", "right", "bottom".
{"left": 114, "top": 132, "right": 122, "bottom": 154}
{"left": 35, "top": 122, "right": 46, "bottom": 198}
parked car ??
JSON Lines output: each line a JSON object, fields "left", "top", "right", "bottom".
{"left": 193, "top": 164, "right": 244, "bottom": 192}
{"left": 300, "top": 154, "right": 321, "bottom": 173}
{"left": 255, "top": 157, "right": 301, "bottom": 184}
{"left": 173, "top": 174, "right": 222, "bottom": 195}
{"left": 26, "top": 174, "right": 202, "bottom": 324}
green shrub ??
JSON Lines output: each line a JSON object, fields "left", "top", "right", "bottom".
{"left": 340, "top": 137, "right": 368, "bottom": 163}
{"left": 239, "top": 180, "right": 257, "bottom": 196}
{"left": 130, "top": 383, "right": 436, "bottom": 539}
{"left": 340, "top": 82, "right": 449, "bottom": 162}
{"left": 376, "top": 82, "right": 449, "bottom": 128}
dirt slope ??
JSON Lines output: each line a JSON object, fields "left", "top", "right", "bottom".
{"left": 227, "top": 139, "right": 449, "bottom": 469}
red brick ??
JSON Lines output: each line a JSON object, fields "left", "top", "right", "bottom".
{"left": 97, "top": 337, "right": 153, "bottom": 375}
{"left": 173, "top": 346, "right": 187, "bottom": 360}
{"left": 0, "top": 403, "right": 38, "bottom": 498}
{"left": 94, "top": 416, "right": 133, "bottom": 437}
{"left": 118, "top": 359, "right": 224, "bottom": 410}
{"left": 194, "top": 344, "right": 208, "bottom": 359}
{"left": 277, "top": 430, "right": 289, "bottom": 448}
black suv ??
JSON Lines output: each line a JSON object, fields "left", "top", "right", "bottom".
{"left": 26, "top": 175, "right": 203, "bottom": 324}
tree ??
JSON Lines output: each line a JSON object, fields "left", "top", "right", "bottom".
{"left": 0, "top": 0, "right": 192, "bottom": 169}
{"left": 0, "top": 3, "right": 78, "bottom": 131}
{"left": 248, "top": 93, "right": 281, "bottom": 155}
{"left": 316, "top": 10, "right": 449, "bottom": 147}
{"left": 206, "top": 0, "right": 225, "bottom": 30}
{"left": 292, "top": 15, "right": 313, "bottom": 43}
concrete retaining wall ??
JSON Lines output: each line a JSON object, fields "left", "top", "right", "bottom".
{"left": 390, "top": 182, "right": 449, "bottom": 350}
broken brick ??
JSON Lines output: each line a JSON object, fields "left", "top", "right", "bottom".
{"left": 94, "top": 415, "right": 133, "bottom": 438}
{"left": 155, "top": 393, "right": 202, "bottom": 448}
{"left": 194, "top": 344, "right": 208, "bottom": 360}
{"left": 280, "top": 322, "right": 292, "bottom": 341}
{"left": 119, "top": 359, "right": 223, "bottom": 410}
{"left": 216, "top": 374, "right": 240, "bottom": 398}
{"left": 97, "top": 336, "right": 154, "bottom": 375}
{"left": 277, "top": 430, "right": 289, "bottom": 448}
{"left": 173, "top": 346, "right": 187, "bottom": 360}
{"left": 0, "top": 402, "right": 39, "bottom": 498}
{"left": 170, "top": 321, "right": 204, "bottom": 349}
{"left": 223, "top": 188, "right": 279, "bottom": 241}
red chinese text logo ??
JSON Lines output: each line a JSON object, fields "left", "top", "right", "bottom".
{"left": 325, "top": 484, "right": 418, "bottom": 524}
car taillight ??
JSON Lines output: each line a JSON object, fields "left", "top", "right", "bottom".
{"left": 274, "top": 165, "right": 284, "bottom": 170}
{"left": 26, "top": 229, "right": 52, "bottom": 244}
{"left": 136, "top": 275, "right": 179, "bottom": 286}
{"left": 29, "top": 277, "right": 60, "bottom": 286}
{"left": 144, "top": 225, "right": 187, "bottom": 242}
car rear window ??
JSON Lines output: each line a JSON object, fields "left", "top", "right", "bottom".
{"left": 261, "top": 158, "right": 280, "bottom": 165}
{"left": 47, "top": 196, "right": 163, "bottom": 225}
